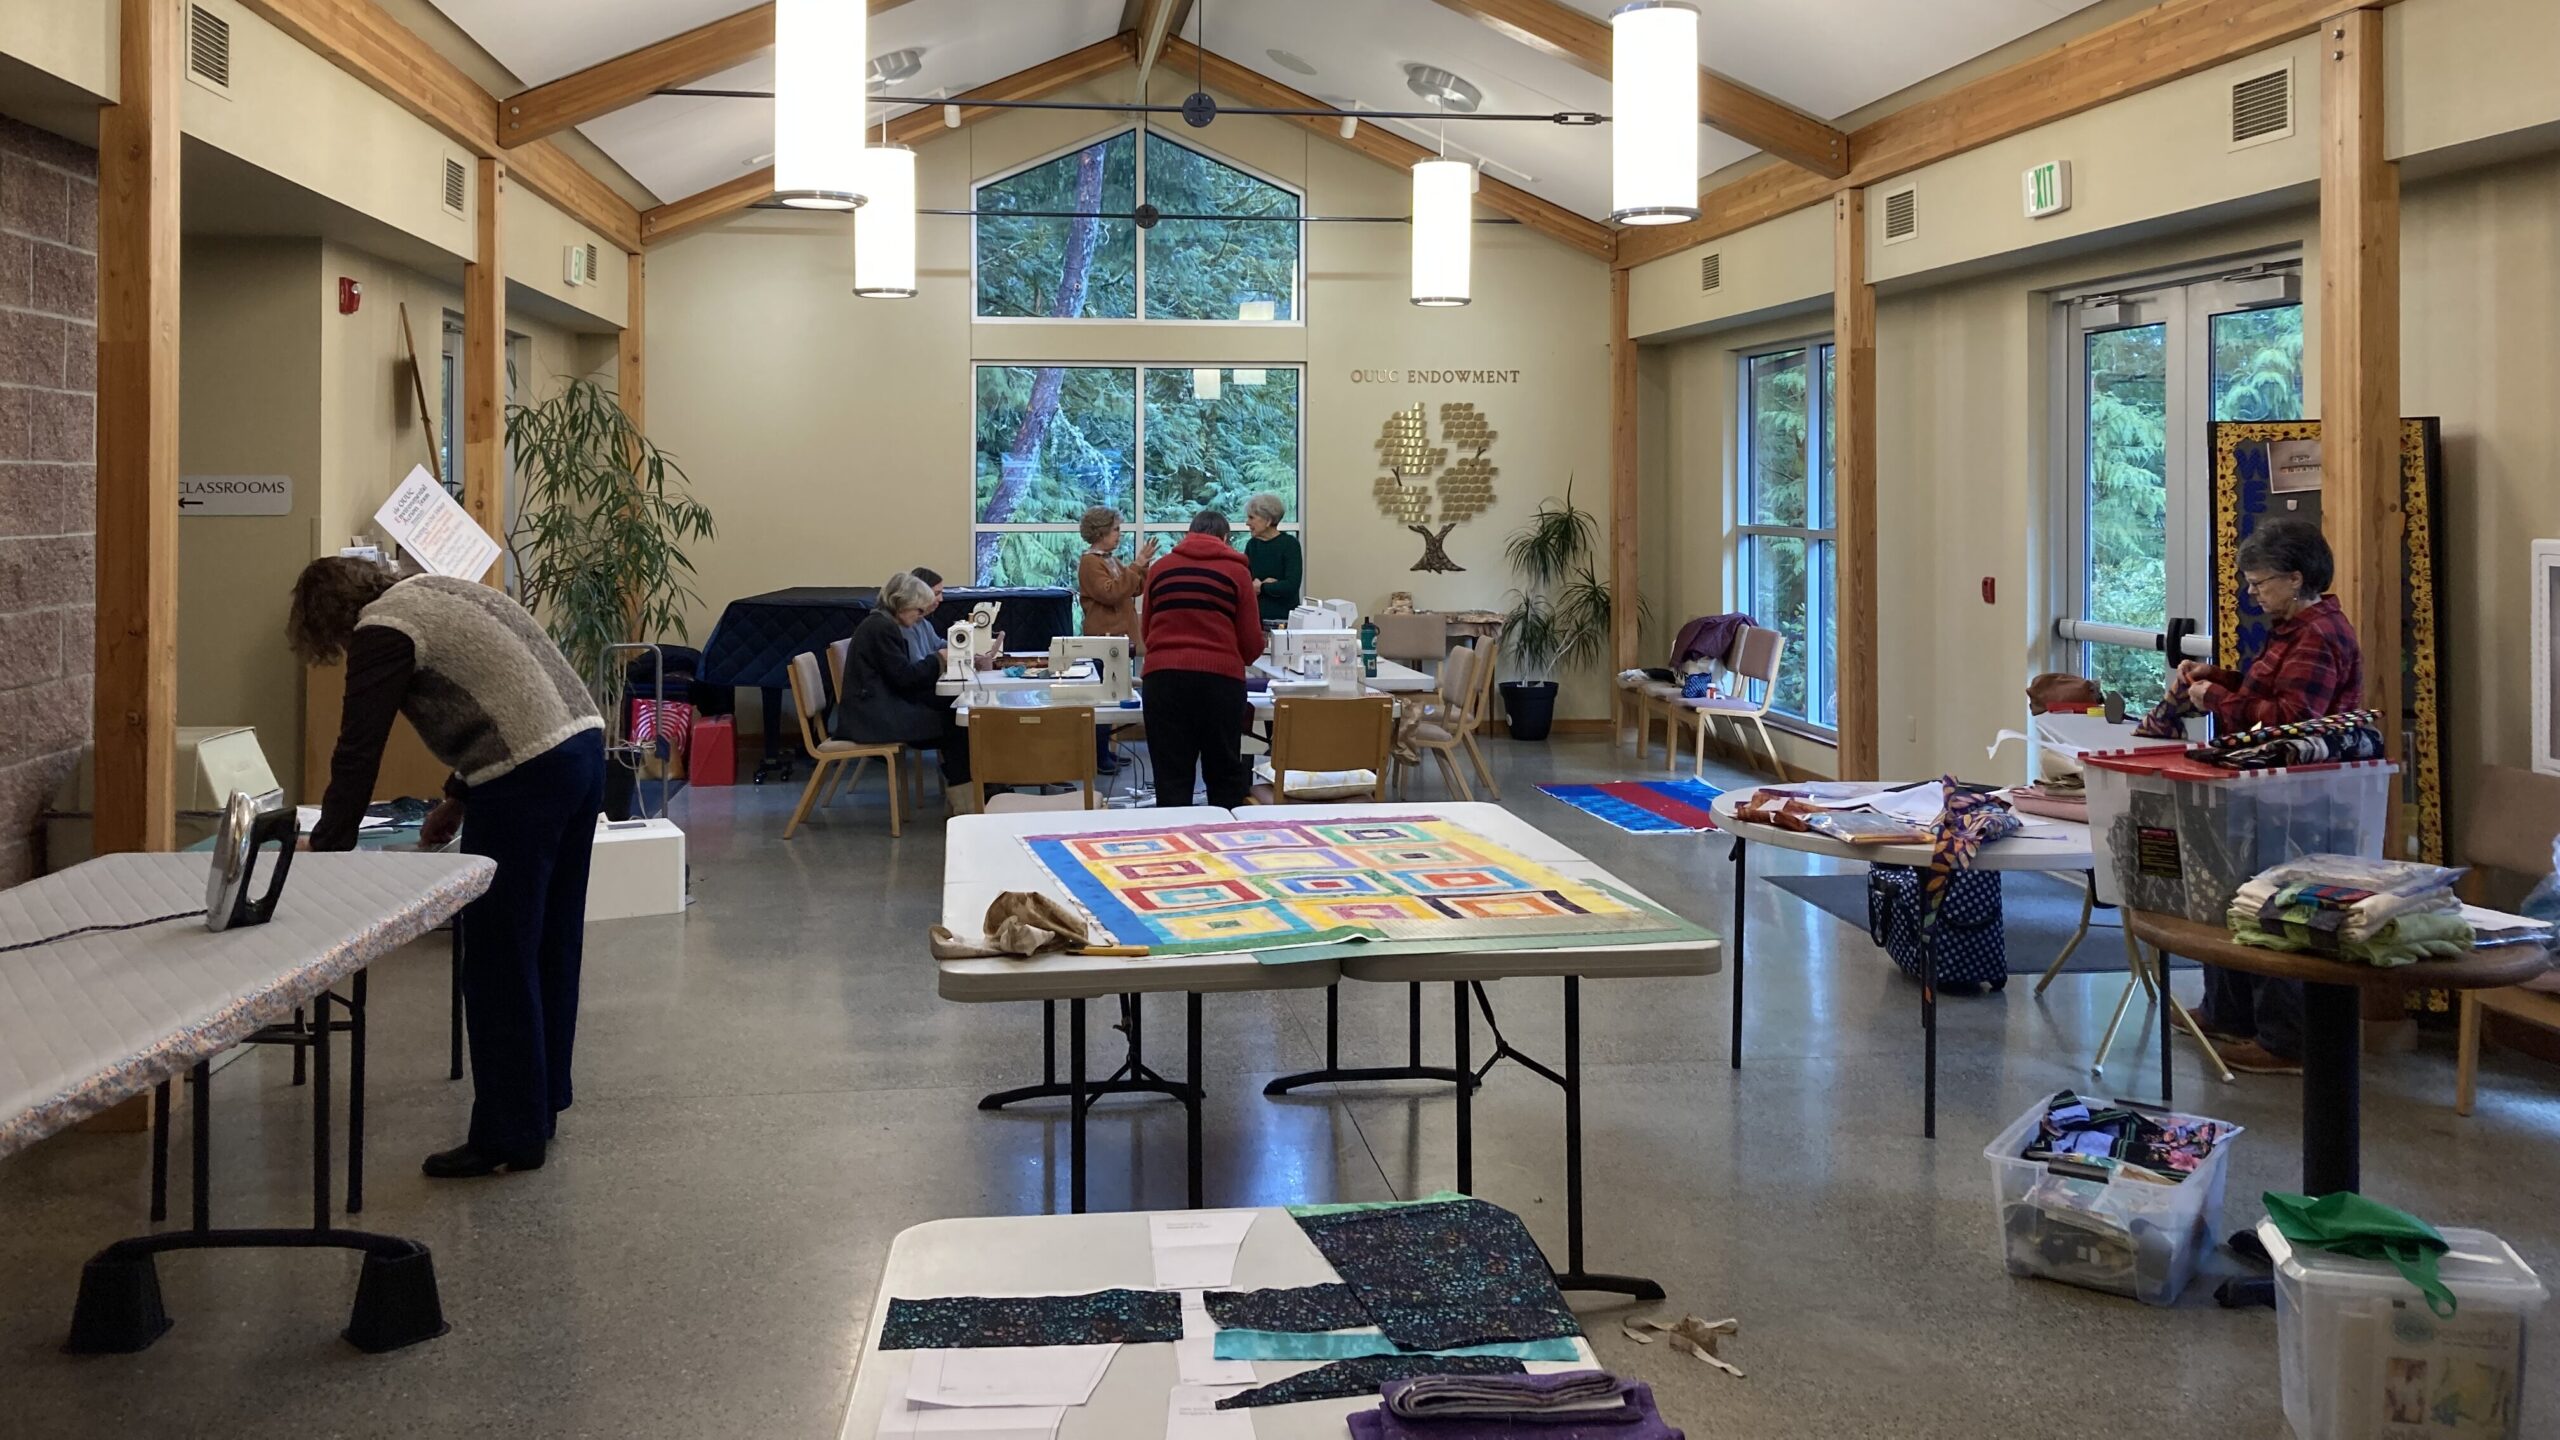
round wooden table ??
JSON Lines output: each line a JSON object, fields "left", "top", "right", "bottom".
{"left": 2123, "top": 909, "right": 2547, "bottom": 1196}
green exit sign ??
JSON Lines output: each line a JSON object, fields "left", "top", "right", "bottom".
{"left": 2023, "top": 160, "right": 2073, "bottom": 218}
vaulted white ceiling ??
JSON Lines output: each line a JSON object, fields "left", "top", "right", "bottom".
{"left": 432, "top": 0, "right": 2108, "bottom": 217}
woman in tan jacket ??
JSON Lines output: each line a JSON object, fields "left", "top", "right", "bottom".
{"left": 1076, "top": 505, "right": 1155, "bottom": 639}
{"left": 1076, "top": 506, "right": 1153, "bottom": 775}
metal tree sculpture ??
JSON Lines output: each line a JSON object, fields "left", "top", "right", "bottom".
{"left": 1374, "top": 401, "right": 1498, "bottom": 573}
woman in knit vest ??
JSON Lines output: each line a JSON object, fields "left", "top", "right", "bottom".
{"left": 1139, "top": 510, "right": 1266, "bottom": 808}
{"left": 289, "top": 557, "right": 606, "bottom": 1179}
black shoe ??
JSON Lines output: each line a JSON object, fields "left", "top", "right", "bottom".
{"left": 1097, "top": 754, "right": 1122, "bottom": 775}
{"left": 422, "top": 1142, "right": 546, "bottom": 1178}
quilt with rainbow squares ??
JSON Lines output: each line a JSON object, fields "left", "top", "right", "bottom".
{"left": 1020, "top": 816, "right": 1678, "bottom": 957}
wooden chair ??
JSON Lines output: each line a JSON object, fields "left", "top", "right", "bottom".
{"left": 1266, "top": 696, "right": 1394, "bottom": 802}
{"left": 783, "top": 651, "right": 904, "bottom": 838}
{"left": 1392, "top": 643, "right": 1499, "bottom": 801}
{"left": 966, "top": 706, "right": 1097, "bottom": 815}
{"left": 1667, "top": 626, "right": 1788, "bottom": 779}
{"left": 2453, "top": 766, "right": 2560, "bottom": 1115}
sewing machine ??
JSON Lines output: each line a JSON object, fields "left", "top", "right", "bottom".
{"left": 1267, "top": 629, "right": 1363, "bottom": 696}
{"left": 1045, "top": 634, "right": 1134, "bottom": 706}
{"left": 942, "top": 601, "right": 1003, "bottom": 682}
{"left": 1288, "top": 598, "right": 1359, "bottom": 632}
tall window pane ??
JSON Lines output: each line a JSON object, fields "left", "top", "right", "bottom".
{"left": 1816, "top": 345, "right": 1836, "bottom": 530}
{"left": 1142, "top": 367, "right": 1300, "bottom": 526}
{"left": 2209, "top": 305, "right": 2304, "bottom": 421}
{"left": 975, "top": 132, "right": 1138, "bottom": 319}
{"left": 1143, "top": 135, "right": 1300, "bottom": 321}
{"left": 1745, "top": 535, "right": 1810, "bottom": 722}
{"left": 1746, "top": 351, "right": 1808, "bottom": 526}
{"left": 973, "top": 365, "right": 1136, "bottom": 581}
{"left": 2083, "top": 324, "right": 2168, "bottom": 703}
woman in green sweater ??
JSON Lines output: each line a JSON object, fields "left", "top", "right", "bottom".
{"left": 1242, "top": 491, "right": 1301, "bottom": 625}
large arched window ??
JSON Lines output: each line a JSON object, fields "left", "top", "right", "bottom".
{"left": 974, "top": 128, "right": 1302, "bottom": 323}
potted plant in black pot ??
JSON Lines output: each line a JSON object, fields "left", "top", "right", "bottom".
{"left": 1497, "top": 481, "right": 1630, "bottom": 741}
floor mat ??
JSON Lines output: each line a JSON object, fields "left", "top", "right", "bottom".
{"left": 1535, "top": 779, "right": 1724, "bottom": 834}
{"left": 1765, "top": 870, "right": 2192, "bottom": 977}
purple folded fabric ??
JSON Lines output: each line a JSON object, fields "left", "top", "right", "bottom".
{"left": 1345, "top": 1380, "right": 1684, "bottom": 1440}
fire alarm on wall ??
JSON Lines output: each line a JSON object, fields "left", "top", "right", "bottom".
{"left": 338, "top": 278, "right": 362, "bottom": 315}
{"left": 1981, "top": 576, "right": 1997, "bottom": 604}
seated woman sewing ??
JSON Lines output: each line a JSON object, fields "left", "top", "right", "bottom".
{"left": 833, "top": 570, "right": 972, "bottom": 784}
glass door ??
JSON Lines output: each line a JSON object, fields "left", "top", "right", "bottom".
{"left": 2056, "top": 264, "right": 2302, "bottom": 707}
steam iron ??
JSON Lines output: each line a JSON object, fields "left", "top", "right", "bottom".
{"left": 206, "top": 788, "right": 296, "bottom": 933}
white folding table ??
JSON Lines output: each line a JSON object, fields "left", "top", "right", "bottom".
{"left": 939, "top": 804, "right": 1718, "bottom": 1298}
{"left": 0, "top": 851, "right": 493, "bottom": 1353}
{"left": 1708, "top": 786, "right": 2100, "bottom": 1138}
{"left": 838, "top": 1208, "right": 1602, "bottom": 1440}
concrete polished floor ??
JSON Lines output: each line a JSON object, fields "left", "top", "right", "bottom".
{"left": 4, "top": 735, "right": 2556, "bottom": 1438}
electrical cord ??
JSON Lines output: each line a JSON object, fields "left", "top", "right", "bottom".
{"left": 0, "top": 911, "right": 208, "bottom": 956}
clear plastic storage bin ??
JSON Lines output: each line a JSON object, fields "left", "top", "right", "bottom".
{"left": 2260, "top": 1219, "right": 2547, "bottom": 1440}
{"left": 2082, "top": 750, "right": 2397, "bottom": 920}
{"left": 1982, "top": 1094, "right": 2242, "bottom": 1306}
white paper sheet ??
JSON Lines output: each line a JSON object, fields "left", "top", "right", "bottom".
{"left": 1151, "top": 1210, "right": 1258, "bottom": 1290}
{"left": 1176, "top": 1337, "right": 1256, "bottom": 1386}
{"left": 902, "top": 1346, "right": 1119, "bottom": 1409}
{"left": 876, "top": 1396, "right": 1064, "bottom": 1440}
{"left": 2460, "top": 904, "right": 2557, "bottom": 942}
{"left": 1164, "top": 1385, "right": 1256, "bottom": 1440}
{"left": 373, "top": 464, "right": 501, "bottom": 581}
{"left": 294, "top": 806, "right": 397, "bottom": 835}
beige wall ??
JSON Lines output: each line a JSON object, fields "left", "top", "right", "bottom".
{"left": 0, "top": 0, "right": 112, "bottom": 99}
{"left": 647, "top": 81, "right": 1617, "bottom": 716}
{"left": 178, "top": 240, "right": 324, "bottom": 797}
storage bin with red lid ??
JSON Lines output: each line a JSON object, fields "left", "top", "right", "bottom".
{"left": 2083, "top": 748, "right": 2398, "bottom": 922}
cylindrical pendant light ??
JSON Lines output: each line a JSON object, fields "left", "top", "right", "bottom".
{"left": 775, "top": 0, "right": 866, "bottom": 209}
{"left": 1410, "top": 158, "right": 1473, "bottom": 308}
{"left": 1610, "top": 1, "right": 1700, "bottom": 226}
{"left": 852, "top": 144, "right": 916, "bottom": 297}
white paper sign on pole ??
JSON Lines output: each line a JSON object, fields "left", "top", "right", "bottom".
{"left": 178, "top": 474, "right": 292, "bottom": 516}
{"left": 373, "top": 465, "right": 500, "bottom": 581}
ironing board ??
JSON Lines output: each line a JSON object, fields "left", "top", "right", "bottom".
{"left": 0, "top": 851, "right": 493, "bottom": 1353}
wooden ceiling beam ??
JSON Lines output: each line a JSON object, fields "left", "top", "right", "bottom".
{"left": 642, "top": 34, "right": 1138, "bottom": 245}
{"left": 237, "top": 0, "right": 642, "bottom": 250}
{"left": 1429, "top": 0, "right": 1848, "bottom": 178}
{"left": 1161, "top": 38, "right": 1614, "bottom": 261}
{"left": 1614, "top": 0, "right": 2406, "bottom": 271}
{"left": 497, "top": 0, "right": 923, "bottom": 149}
{"left": 1126, "top": 0, "right": 1195, "bottom": 101}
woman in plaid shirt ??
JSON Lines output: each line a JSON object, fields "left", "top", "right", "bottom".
{"left": 2171, "top": 518, "right": 2366, "bottom": 1075}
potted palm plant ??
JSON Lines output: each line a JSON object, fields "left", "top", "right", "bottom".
{"left": 1498, "top": 480, "right": 1632, "bottom": 741}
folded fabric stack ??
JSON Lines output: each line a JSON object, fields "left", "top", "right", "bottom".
{"left": 2189, "top": 709, "right": 2385, "bottom": 770}
{"left": 2228, "top": 854, "right": 2473, "bottom": 967}
{"left": 2003, "top": 777, "right": 2088, "bottom": 823}
{"left": 1345, "top": 1370, "right": 1685, "bottom": 1440}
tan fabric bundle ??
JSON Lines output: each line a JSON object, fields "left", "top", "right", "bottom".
{"left": 929, "top": 891, "right": 1098, "bottom": 959}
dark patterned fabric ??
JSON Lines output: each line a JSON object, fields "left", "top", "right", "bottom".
{"left": 1292, "top": 1199, "right": 1581, "bottom": 1351}
{"left": 1203, "top": 1283, "right": 1371, "bottom": 1333}
{"left": 1213, "top": 1354, "right": 1525, "bottom": 1410}
{"left": 878, "top": 1289, "right": 1182, "bottom": 1350}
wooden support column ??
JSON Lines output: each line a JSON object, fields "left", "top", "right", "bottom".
{"left": 1608, "top": 269, "right": 1639, "bottom": 671}
{"left": 619, "top": 251, "right": 645, "bottom": 431}
{"left": 1831, "top": 189, "right": 1880, "bottom": 781}
{"left": 2318, "top": 7, "right": 2403, "bottom": 817}
{"left": 464, "top": 157, "right": 505, "bottom": 580}
{"left": 94, "top": 0, "right": 182, "bottom": 855}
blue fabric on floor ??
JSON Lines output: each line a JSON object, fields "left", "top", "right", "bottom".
{"left": 1765, "top": 870, "right": 2192, "bottom": 977}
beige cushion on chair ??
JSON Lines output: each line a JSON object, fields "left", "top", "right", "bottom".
{"left": 983, "top": 790, "right": 1090, "bottom": 814}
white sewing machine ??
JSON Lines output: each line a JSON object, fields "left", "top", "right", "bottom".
{"left": 1045, "top": 634, "right": 1134, "bottom": 705}
{"left": 1288, "top": 598, "right": 1359, "bottom": 632}
{"left": 941, "top": 600, "right": 1003, "bottom": 682}
{"left": 1267, "top": 629, "right": 1362, "bottom": 696}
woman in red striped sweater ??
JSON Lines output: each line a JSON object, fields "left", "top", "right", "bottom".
{"left": 1140, "top": 511, "right": 1267, "bottom": 808}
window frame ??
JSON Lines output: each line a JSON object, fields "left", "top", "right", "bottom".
{"left": 969, "top": 360, "right": 1307, "bottom": 589}
{"left": 1733, "top": 335, "right": 1839, "bottom": 741}
{"left": 970, "top": 125, "right": 1307, "bottom": 327}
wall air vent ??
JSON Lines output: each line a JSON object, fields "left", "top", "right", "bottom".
{"left": 186, "top": 4, "right": 232, "bottom": 97}
{"left": 442, "top": 156, "right": 468, "bottom": 220}
{"left": 585, "top": 243, "right": 601, "bottom": 285}
{"left": 2228, "top": 61, "right": 2295, "bottom": 150}
{"left": 1881, "top": 185, "right": 1918, "bottom": 244}
{"left": 1698, "top": 252, "right": 1721, "bottom": 294}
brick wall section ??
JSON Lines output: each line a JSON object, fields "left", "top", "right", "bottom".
{"left": 0, "top": 116, "right": 96, "bottom": 887}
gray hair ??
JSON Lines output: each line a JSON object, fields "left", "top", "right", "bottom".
{"left": 1079, "top": 505, "right": 1123, "bottom": 545}
{"left": 2236, "top": 518, "right": 2334, "bottom": 594}
{"left": 879, "top": 570, "right": 935, "bottom": 616}
{"left": 1245, "top": 492, "right": 1287, "bottom": 525}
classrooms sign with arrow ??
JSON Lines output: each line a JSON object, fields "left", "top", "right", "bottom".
{"left": 178, "top": 474, "right": 292, "bottom": 517}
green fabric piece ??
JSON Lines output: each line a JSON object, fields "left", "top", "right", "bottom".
{"left": 1211, "top": 1328, "right": 1583, "bottom": 1362}
{"left": 2229, "top": 910, "right": 2474, "bottom": 967}
{"left": 2264, "top": 1190, "right": 2457, "bottom": 1317}
{"left": 1285, "top": 1191, "right": 1470, "bottom": 1218}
